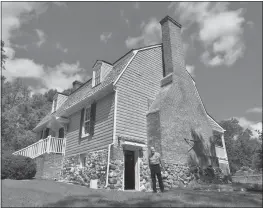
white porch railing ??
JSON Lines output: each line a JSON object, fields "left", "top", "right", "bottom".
{"left": 13, "top": 136, "right": 66, "bottom": 159}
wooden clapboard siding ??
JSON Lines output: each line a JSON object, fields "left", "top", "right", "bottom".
{"left": 57, "top": 94, "right": 68, "bottom": 110}
{"left": 65, "top": 92, "right": 115, "bottom": 156}
{"left": 115, "top": 47, "right": 163, "bottom": 141}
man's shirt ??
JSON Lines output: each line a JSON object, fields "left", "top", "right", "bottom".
{"left": 149, "top": 152, "right": 161, "bottom": 165}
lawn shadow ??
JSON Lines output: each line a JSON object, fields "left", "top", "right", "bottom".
{"left": 44, "top": 189, "right": 263, "bottom": 207}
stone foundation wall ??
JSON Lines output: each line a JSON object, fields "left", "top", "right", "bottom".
{"left": 60, "top": 149, "right": 108, "bottom": 188}
{"left": 139, "top": 159, "right": 195, "bottom": 192}
{"left": 107, "top": 159, "right": 124, "bottom": 190}
{"left": 105, "top": 144, "right": 124, "bottom": 190}
{"left": 34, "top": 153, "right": 64, "bottom": 180}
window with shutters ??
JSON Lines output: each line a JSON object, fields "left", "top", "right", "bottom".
{"left": 82, "top": 107, "right": 91, "bottom": 137}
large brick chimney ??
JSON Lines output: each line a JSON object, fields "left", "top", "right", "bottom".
{"left": 147, "top": 16, "right": 216, "bottom": 168}
{"left": 160, "top": 16, "right": 185, "bottom": 78}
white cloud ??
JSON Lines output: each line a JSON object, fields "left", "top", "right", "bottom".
{"left": 100, "top": 32, "right": 112, "bottom": 44}
{"left": 35, "top": 29, "right": 46, "bottom": 47}
{"left": 235, "top": 117, "right": 262, "bottom": 138}
{"left": 120, "top": 10, "right": 124, "bottom": 17}
{"left": 44, "top": 62, "right": 84, "bottom": 92}
{"left": 56, "top": 42, "right": 68, "bottom": 53}
{"left": 125, "top": 19, "right": 130, "bottom": 27}
{"left": 125, "top": 18, "right": 161, "bottom": 49}
{"left": 169, "top": 2, "right": 246, "bottom": 67}
{"left": 13, "top": 44, "right": 28, "bottom": 51}
{"left": 1, "top": 2, "right": 81, "bottom": 94}
{"left": 4, "top": 58, "right": 45, "bottom": 79}
{"left": 4, "top": 46, "right": 16, "bottom": 60}
{"left": 186, "top": 65, "right": 195, "bottom": 77}
{"left": 1, "top": 2, "right": 65, "bottom": 51}
{"left": 3, "top": 58, "right": 85, "bottom": 93}
{"left": 134, "top": 2, "right": 140, "bottom": 9}
{"left": 247, "top": 21, "right": 254, "bottom": 28}
{"left": 52, "top": 2, "right": 67, "bottom": 7}
{"left": 246, "top": 107, "right": 262, "bottom": 114}
{"left": 1, "top": 2, "right": 49, "bottom": 44}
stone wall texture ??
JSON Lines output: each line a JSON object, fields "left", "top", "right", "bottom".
{"left": 107, "top": 159, "right": 124, "bottom": 190}
{"left": 34, "top": 153, "right": 64, "bottom": 180}
{"left": 60, "top": 149, "right": 108, "bottom": 188}
{"left": 139, "top": 158, "right": 195, "bottom": 192}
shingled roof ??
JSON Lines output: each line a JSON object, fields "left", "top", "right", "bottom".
{"left": 34, "top": 50, "right": 135, "bottom": 131}
{"left": 34, "top": 44, "right": 224, "bottom": 133}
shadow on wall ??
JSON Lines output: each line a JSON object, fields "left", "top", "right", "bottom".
{"left": 187, "top": 129, "right": 217, "bottom": 168}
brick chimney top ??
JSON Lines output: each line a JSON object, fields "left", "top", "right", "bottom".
{"left": 160, "top": 15, "right": 185, "bottom": 78}
{"left": 72, "top": 80, "right": 82, "bottom": 91}
{"left": 160, "top": 16, "right": 182, "bottom": 28}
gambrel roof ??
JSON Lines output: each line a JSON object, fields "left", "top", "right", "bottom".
{"left": 34, "top": 44, "right": 224, "bottom": 133}
{"left": 34, "top": 49, "right": 135, "bottom": 131}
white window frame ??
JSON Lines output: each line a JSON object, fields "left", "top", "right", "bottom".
{"left": 94, "top": 68, "right": 101, "bottom": 86}
{"left": 79, "top": 154, "right": 87, "bottom": 168}
{"left": 82, "top": 106, "right": 91, "bottom": 137}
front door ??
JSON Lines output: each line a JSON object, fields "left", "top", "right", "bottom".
{"left": 124, "top": 150, "right": 135, "bottom": 190}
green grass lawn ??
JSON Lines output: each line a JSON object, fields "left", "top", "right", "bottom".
{"left": 1, "top": 179, "right": 262, "bottom": 207}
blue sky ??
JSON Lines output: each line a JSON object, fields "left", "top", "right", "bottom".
{"left": 1, "top": 1, "right": 262, "bottom": 135}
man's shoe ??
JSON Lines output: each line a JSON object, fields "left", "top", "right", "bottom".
{"left": 152, "top": 190, "right": 157, "bottom": 193}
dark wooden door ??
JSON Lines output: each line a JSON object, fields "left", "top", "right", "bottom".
{"left": 58, "top": 128, "right": 64, "bottom": 138}
{"left": 124, "top": 150, "right": 135, "bottom": 190}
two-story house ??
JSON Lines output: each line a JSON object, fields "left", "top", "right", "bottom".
{"left": 13, "top": 16, "right": 230, "bottom": 191}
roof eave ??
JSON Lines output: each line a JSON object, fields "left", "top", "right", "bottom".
{"left": 58, "top": 82, "right": 114, "bottom": 117}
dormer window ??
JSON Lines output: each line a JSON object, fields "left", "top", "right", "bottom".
{"left": 92, "top": 61, "right": 112, "bottom": 88}
{"left": 94, "top": 67, "right": 101, "bottom": 86}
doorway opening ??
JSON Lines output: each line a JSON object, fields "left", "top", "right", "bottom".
{"left": 124, "top": 150, "right": 135, "bottom": 190}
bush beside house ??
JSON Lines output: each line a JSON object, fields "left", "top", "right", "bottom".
{"left": 2, "top": 152, "right": 37, "bottom": 180}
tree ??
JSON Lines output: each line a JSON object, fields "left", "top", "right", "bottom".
{"left": 219, "top": 118, "right": 262, "bottom": 174}
{"left": 1, "top": 78, "right": 55, "bottom": 151}
{"left": 1, "top": 41, "right": 7, "bottom": 70}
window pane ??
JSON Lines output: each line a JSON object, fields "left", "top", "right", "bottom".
{"left": 84, "top": 121, "right": 90, "bottom": 134}
{"left": 85, "top": 108, "right": 90, "bottom": 121}
{"left": 95, "top": 76, "right": 100, "bottom": 85}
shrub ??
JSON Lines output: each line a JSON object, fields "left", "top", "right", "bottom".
{"left": 189, "top": 165, "right": 231, "bottom": 184}
{"left": 2, "top": 152, "right": 36, "bottom": 180}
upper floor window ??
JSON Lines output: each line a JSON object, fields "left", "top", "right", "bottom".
{"left": 94, "top": 68, "right": 101, "bottom": 86}
{"left": 79, "top": 102, "right": 96, "bottom": 139}
{"left": 82, "top": 107, "right": 91, "bottom": 137}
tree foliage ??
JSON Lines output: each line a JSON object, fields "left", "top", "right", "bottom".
{"left": 1, "top": 77, "right": 57, "bottom": 151}
{"left": 219, "top": 118, "right": 262, "bottom": 174}
{"left": 1, "top": 41, "right": 7, "bottom": 70}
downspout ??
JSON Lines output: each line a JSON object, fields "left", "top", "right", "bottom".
{"left": 105, "top": 88, "right": 118, "bottom": 188}
{"left": 105, "top": 142, "right": 114, "bottom": 188}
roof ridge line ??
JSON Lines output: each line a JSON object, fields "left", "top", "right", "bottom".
{"left": 136, "top": 44, "right": 162, "bottom": 52}
{"left": 113, "top": 50, "right": 138, "bottom": 86}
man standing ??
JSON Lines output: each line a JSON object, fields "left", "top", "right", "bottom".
{"left": 149, "top": 146, "right": 164, "bottom": 193}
